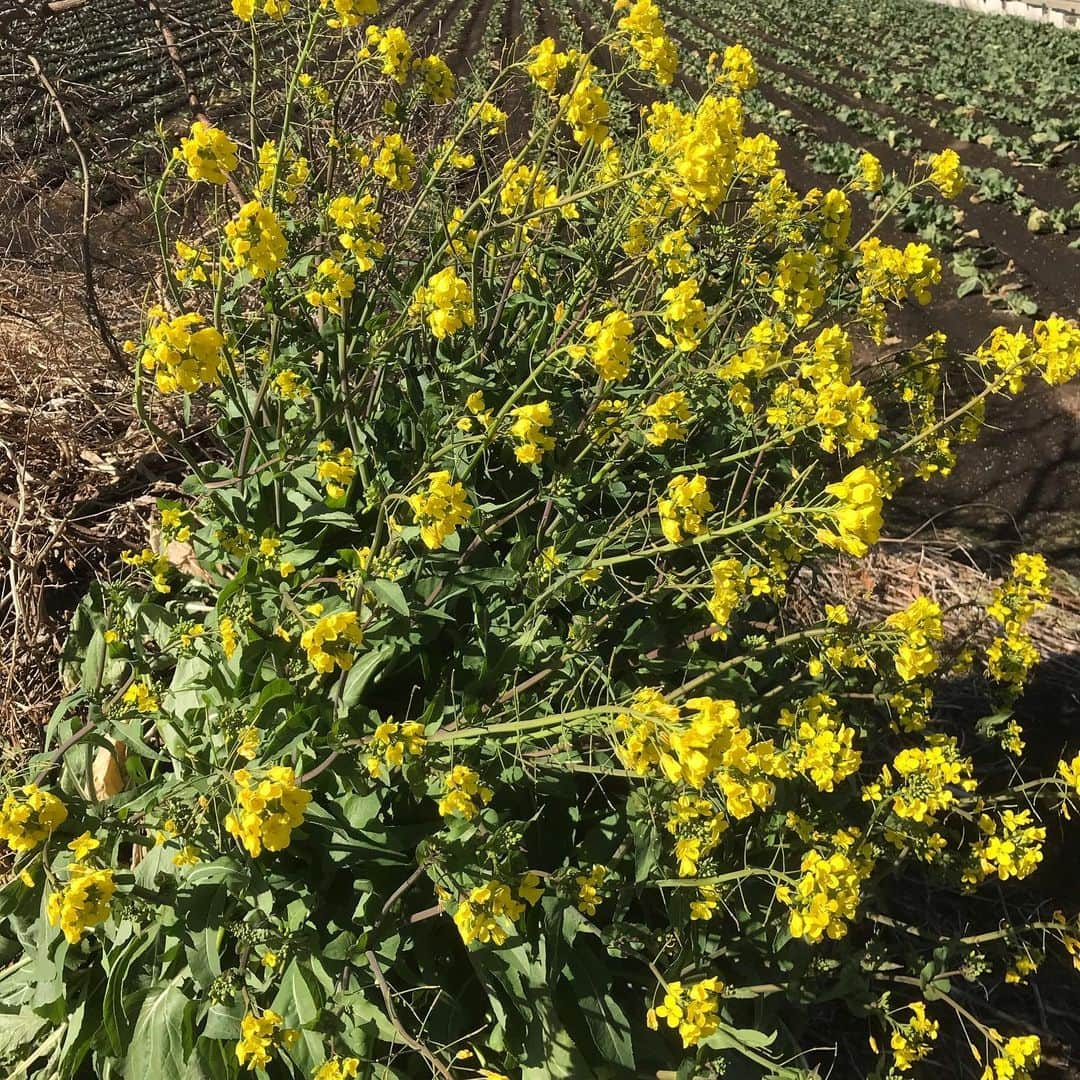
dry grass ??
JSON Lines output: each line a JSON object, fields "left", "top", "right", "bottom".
{"left": 0, "top": 263, "right": 187, "bottom": 763}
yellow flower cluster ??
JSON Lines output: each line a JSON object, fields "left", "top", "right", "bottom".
{"left": 327, "top": 193, "right": 385, "bottom": 269}
{"left": 658, "top": 474, "right": 712, "bottom": 543}
{"left": 580, "top": 308, "right": 634, "bottom": 381}
{"left": 454, "top": 873, "right": 543, "bottom": 946}
{"left": 510, "top": 401, "right": 556, "bottom": 464}
{"left": 656, "top": 277, "right": 706, "bottom": 352}
{"left": 299, "top": 608, "right": 363, "bottom": 673}
{"left": 647, "top": 977, "right": 724, "bottom": 1048}
{"left": 526, "top": 37, "right": 574, "bottom": 93}
{"left": 865, "top": 734, "right": 976, "bottom": 824}
{"left": 666, "top": 793, "right": 727, "bottom": 875}
{"left": 857, "top": 238, "right": 941, "bottom": 341}
{"left": 890, "top": 1001, "right": 939, "bottom": 1071}
{"left": 316, "top": 441, "right": 356, "bottom": 500}
{"left": 47, "top": 861, "right": 116, "bottom": 944}
{"left": 415, "top": 54, "right": 455, "bottom": 103}
{"left": 885, "top": 596, "right": 943, "bottom": 682}
{"left": 466, "top": 100, "right": 508, "bottom": 135}
{"left": 366, "top": 719, "right": 426, "bottom": 778}
{"left": 926, "top": 148, "right": 965, "bottom": 198}
{"left": 273, "top": 368, "right": 310, "bottom": 403}
{"left": 561, "top": 68, "right": 609, "bottom": 145}
{"left": 225, "top": 766, "right": 311, "bottom": 857}
{"left": 120, "top": 547, "right": 172, "bottom": 594}
{"left": 719, "top": 43, "right": 756, "bottom": 93}
{"left": 968, "top": 809, "right": 1045, "bottom": 883}
{"left": 981, "top": 1034, "right": 1040, "bottom": 1080}
{"left": 321, "top": 0, "right": 376, "bottom": 30}
{"left": 498, "top": 158, "right": 561, "bottom": 222}
{"left": 782, "top": 694, "right": 861, "bottom": 793}
{"left": 225, "top": 201, "right": 287, "bottom": 279}
{"left": 705, "top": 558, "right": 746, "bottom": 639}
{"left": 615, "top": 0, "right": 678, "bottom": 85}
{"left": 314, "top": 1056, "right": 361, "bottom": 1080}
{"left": 407, "top": 470, "right": 473, "bottom": 549}
{"left": 232, "top": 0, "right": 288, "bottom": 21}
{"left": 139, "top": 306, "right": 225, "bottom": 395}
{"left": 617, "top": 691, "right": 785, "bottom": 819}
{"left": 305, "top": 257, "right": 356, "bottom": 316}
{"left": 364, "top": 25, "right": 412, "bottom": 84}
{"left": 574, "top": 864, "right": 607, "bottom": 915}
{"left": 816, "top": 465, "right": 885, "bottom": 558}
{"left": 123, "top": 678, "right": 160, "bottom": 712}
{"left": 369, "top": 131, "right": 416, "bottom": 190}
{"left": 986, "top": 552, "right": 1049, "bottom": 689}
{"left": 855, "top": 150, "right": 884, "bottom": 193}
{"left": 776, "top": 839, "right": 873, "bottom": 942}
{"left": 438, "top": 765, "right": 493, "bottom": 820}
{"left": 0, "top": 784, "right": 67, "bottom": 852}
{"left": 254, "top": 139, "right": 309, "bottom": 205}
{"left": 646, "top": 94, "right": 743, "bottom": 213}
{"left": 178, "top": 121, "right": 237, "bottom": 185}
{"left": 411, "top": 266, "right": 474, "bottom": 338}
{"left": 770, "top": 250, "right": 825, "bottom": 327}
{"left": 173, "top": 238, "right": 213, "bottom": 286}
{"left": 644, "top": 390, "right": 692, "bottom": 446}
{"left": 235, "top": 1010, "right": 298, "bottom": 1069}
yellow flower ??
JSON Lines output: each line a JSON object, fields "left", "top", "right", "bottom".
{"left": 235, "top": 1010, "right": 298, "bottom": 1069}
{"left": 139, "top": 306, "right": 225, "bottom": 395}
{"left": 406, "top": 470, "right": 473, "bottom": 549}
{"left": 365, "top": 24, "right": 412, "bottom": 84}
{"left": 321, "top": 0, "right": 375, "bottom": 30}
{"left": 657, "top": 474, "right": 712, "bottom": 544}
{"left": 369, "top": 131, "right": 416, "bottom": 190}
{"left": 0, "top": 784, "right": 67, "bottom": 853}
{"left": 225, "top": 201, "right": 287, "bottom": 279}
{"left": 509, "top": 401, "right": 556, "bottom": 464}
{"left": 980, "top": 1034, "right": 1040, "bottom": 1080}
{"left": 314, "top": 1056, "right": 361, "bottom": 1080}
{"left": 67, "top": 831, "right": 100, "bottom": 861}
{"left": 305, "top": 257, "right": 356, "bottom": 317}
{"left": 526, "top": 37, "right": 574, "bottom": 93}
{"left": 299, "top": 609, "right": 363, "bottom": 674}
{"left": 415, "top": 54, "right": 455, "bottom": 103}
{"left": 411, "top": 266, "right": 474, "bottom": 338}
{"left": 816, "top": 465, "right": 885, "bottom": 558}
{"left": 644, "top": 390, "right": 693, "bottom": 445}
{"left": 224, "top": 766, "right": 311, "bottom": 858}
{"left": 437, "top": 765, "right": 493, "bottom": 820}
{"left": 719, "top": 43, "right": 756, "bottom": 93}
{"left": 885, "top": 596, "right": 943, "bottom": 682}
{"left": 583, "top": 309, "right": 634, "bottom": 382}
{"left": 178, "top": 121, "right": 237, "bottom": 185}
{"left": 926, "top": 148, "right": 965, "bottom": 199}
{"left": 648, "top": 977, "right": 724, "bottom": 1048}
{"left": 615, "top": 0, "right": 678, "bottom": 85}
{"left": 776, "top": 842, "right": 873, "bottom": 943}
{"left": 560, "top": 68, "right": 609, "bottom": 145}
{"left": 574, "top": 864, "right": 607, "bottom": 915}
{"left": 47, "top": 863, "right": 116, "bottom": 944}
{"left": 890, "top": 1001, "right": 939, "bottom": 1071}
{"left": 855, "top": 151, "right": 883, "bottom": 193}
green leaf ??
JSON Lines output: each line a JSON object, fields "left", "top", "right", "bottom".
{"left": 368, "top": 578, "right": 410, "bottom": 617}
{"left": 125, "top": 976, "right": 194, "bottom": 1079}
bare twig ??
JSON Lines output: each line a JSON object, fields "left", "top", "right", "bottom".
{"left": 25, "top": 54, "right": 125, "bottom": 369}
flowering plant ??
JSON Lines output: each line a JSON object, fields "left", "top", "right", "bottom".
{"left": 2, "top": 3, "right": 1080, "bottom": 1078}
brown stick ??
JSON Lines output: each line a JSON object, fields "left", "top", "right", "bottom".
{"left": 134, "top": 0, "right": 245, "bottom": 205}
{"left": 25, "top": 54, "right": 125, "bottom": 370}
{"left": 364, "top": 949, "right": 455, "bottom": 1079}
